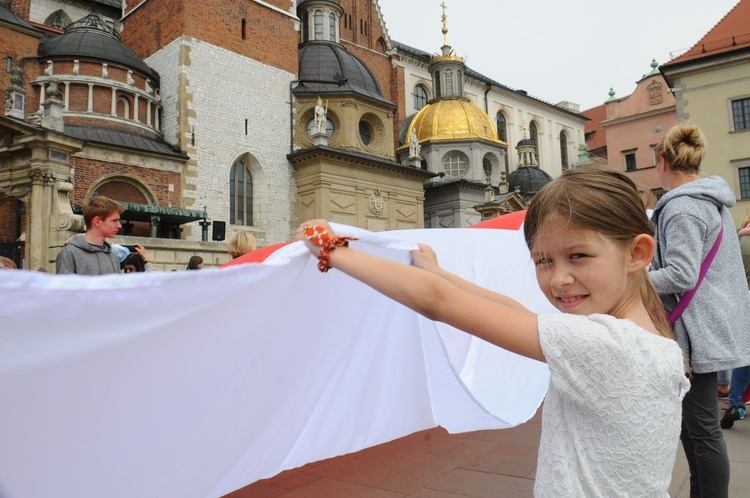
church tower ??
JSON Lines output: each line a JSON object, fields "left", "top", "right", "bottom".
{"left": 289, "top": 0, "right": 432, "bottom": 231}
{"left": 399, "top": 5, "right": 508, "bottom": 228}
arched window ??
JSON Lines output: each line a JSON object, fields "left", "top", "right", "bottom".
{"left": 560, "top": 131, "right": 569, "bottom": 171}
{"left": 328, "top": 12, "right": 336, "bottom": 41}
{"left": 434, "top": 71, "right": 441, "bottom": 99}
{"left": 45, "top": 10, "right": 71, "bottom": 29}
{"left": 314, "top": 10, "right": 323, "bottom": 40}
{"left": 376, "top": 37, "right": 387, "bottom": 53}
{"left": 230, "top": 159, "right": 253, "bottom": 226}
{"left": 116, "top": 97, "right": 130, "bottom": 119}
{"left": 301, "top": 11, "right": 309, "bottom": 41}
{"left": 496, "top": 112, "right": 507, "bottom": 142}
{"left": 443, "top": 152, "right": 468, "bottom": 176}
{"left": 456, "top": 70, "right": 463, "bottom": 96}
{"left": 529, "top": 121, "right": 538, "bottom": 144}
{"left": 444, "top": 69, "right": 454, "bottom": 96}
{"left": 413, "top": 84, "right": 428, "bottom": 110}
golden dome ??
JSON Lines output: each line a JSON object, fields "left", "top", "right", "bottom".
{"left": 402, "top": 98, "right": 505, "bottom": 148}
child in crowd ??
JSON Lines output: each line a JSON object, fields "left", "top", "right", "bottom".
{"left": 227, "top": 231, "right": 257, "bottom": 259}
{"left": 296, "top": 166, "right": 689, "bottom": 497}
{"left": 186, "top": 255, "right": 204, "bottom": 270}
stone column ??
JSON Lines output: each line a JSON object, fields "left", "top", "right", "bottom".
{"left": 87, "top": 83, "right": 94, "bottom": 112}
{"left": 150, "top": 215, "right": 160, "bottom": 238}
{"left": 27, "top": 169, "right": 53, "bottom": 270}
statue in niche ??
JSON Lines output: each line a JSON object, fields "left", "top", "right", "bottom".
{"left": 409, "top": 128, "right": 421, "bottom": 157}
{"left": 314, "top": 97, "right": 327, "bottom": 135}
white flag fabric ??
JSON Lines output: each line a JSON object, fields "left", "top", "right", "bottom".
{"left": 0, "top": 224, "right": 553, "bottom": 498}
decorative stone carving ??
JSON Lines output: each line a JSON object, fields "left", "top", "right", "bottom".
{"left": 28, "top": 110, "right": 43, "bottom": 126}
{"left": 648, "top": 80, "right": 663, "bottom": 105}
{"left": 5, "top": 67, "right": 25, "bottom": 118}
{"left": 369, "top": 190, "right": 385, "bottom": 216}
{"left": 53, "top": 181, "right": 84, "bottom": 233}
{"left": 46, "top": 79, "right": 61, "bottom": 100}
{"left": 4, "top": 91, "right": 12, "bottom": 114}
{"left": 44, "top": 60, "right": 53, "bottom": 76}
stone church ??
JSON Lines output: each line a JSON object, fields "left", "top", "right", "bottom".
{"left": 0, "top": 0, "right": 586, "bottom": 270}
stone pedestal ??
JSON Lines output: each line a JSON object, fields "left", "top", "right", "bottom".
{"left": 406, "top": 156, "right": 422, "bottom": 168}
{"left": 312, "top": 131, "right": 328, "bottom": 147}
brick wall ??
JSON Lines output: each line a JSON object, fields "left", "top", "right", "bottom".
{"left": 0, "top": 27, "right": 41, "bottom": 116}
{"left": 70, "top": 156, "right": 181, "bottom": 208}
{"left": 0, "top": 198, "right": 19, "bottom": 241}
{"left": 9, "top": 0, "right": 30, "bottom": 18}
{"left": 122, "top": 0, "right": 298, "bottom": 74}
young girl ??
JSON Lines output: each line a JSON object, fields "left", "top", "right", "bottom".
{"left": 296, "top": 166, "right": 689, "bottom": 497}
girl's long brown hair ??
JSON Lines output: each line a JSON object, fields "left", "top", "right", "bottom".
{"left": 523, "top": 165, "right": 673, "bottom": 339}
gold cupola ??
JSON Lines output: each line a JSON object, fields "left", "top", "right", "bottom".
{"left": 406, "top": 98, "right": 501, "bottom": 144}
{"left": 399, "top": 3, "right": 504, "bottom": 150}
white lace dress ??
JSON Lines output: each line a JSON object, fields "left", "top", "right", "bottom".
{"left": 534, "top": 313, "right": 689, "bottom": 497}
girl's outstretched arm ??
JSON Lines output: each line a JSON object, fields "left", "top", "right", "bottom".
{"left": 412, "top": 243, "right": 531, "bottom": 313}
{"left": 296, "top": 221, "right": 544, "bottom": 362}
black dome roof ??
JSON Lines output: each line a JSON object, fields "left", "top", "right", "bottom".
{"left": 297, "top": 0, "right": 340, "bottom": 8}
{"left": 39, "top": 14, "right": 159, "bottom": 82}
{"left": 507, "top": 166, "right": 552, "bottom": 196}
{"left": 295, "top": 42, "right": 393, "bottom": 107}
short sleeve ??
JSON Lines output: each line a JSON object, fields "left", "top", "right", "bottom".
{"left": 538, "top": 313, "right": 628, "bottom": 410}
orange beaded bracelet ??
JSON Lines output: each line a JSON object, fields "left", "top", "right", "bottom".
{"left": 303, "top": 225, "right": 357, "bottom": 272}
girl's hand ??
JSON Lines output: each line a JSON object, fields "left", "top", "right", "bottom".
{"left": 295, "top": 220, "right": 336, "bottom": 256}
{"left": 411, "top": 243, "right": 441, "bottom": 273}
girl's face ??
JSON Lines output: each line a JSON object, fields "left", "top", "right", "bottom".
{"left": 531, "top": 220, "right": 633, "bottom": 317}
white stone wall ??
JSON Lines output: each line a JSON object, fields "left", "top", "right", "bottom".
{"left": 145, "top": 37, "right": 296, "bottom": 245}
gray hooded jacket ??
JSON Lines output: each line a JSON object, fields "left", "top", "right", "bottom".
{"left": 650, "top": 175, "right": 750, "bottom": 373}
{"left": 55, "top": 235, "right": 121, "bottom": 275}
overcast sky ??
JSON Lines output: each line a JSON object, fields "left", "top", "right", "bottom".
{"left": 377, "top": 0, "right": 739, "bottom": 111}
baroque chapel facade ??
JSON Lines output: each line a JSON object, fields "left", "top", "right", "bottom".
{"left": 0, "top": 0, "right": 586, "bottom": 269}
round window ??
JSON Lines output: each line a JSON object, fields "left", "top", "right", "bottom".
{"left": 359, "top": 121, "right": 373, "bottom": 145}
{"left": 443, "top": 153, "right": 467, "bottom": 176}
{"left": 483, "top": 157, "right": 493, "bottom": 179}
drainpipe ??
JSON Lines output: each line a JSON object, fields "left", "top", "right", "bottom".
{"left": 484, "top": 83, "right": 492, "bottom": 113}
{"left": 289, "top": 80, "right": 300, "bottom": 155}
